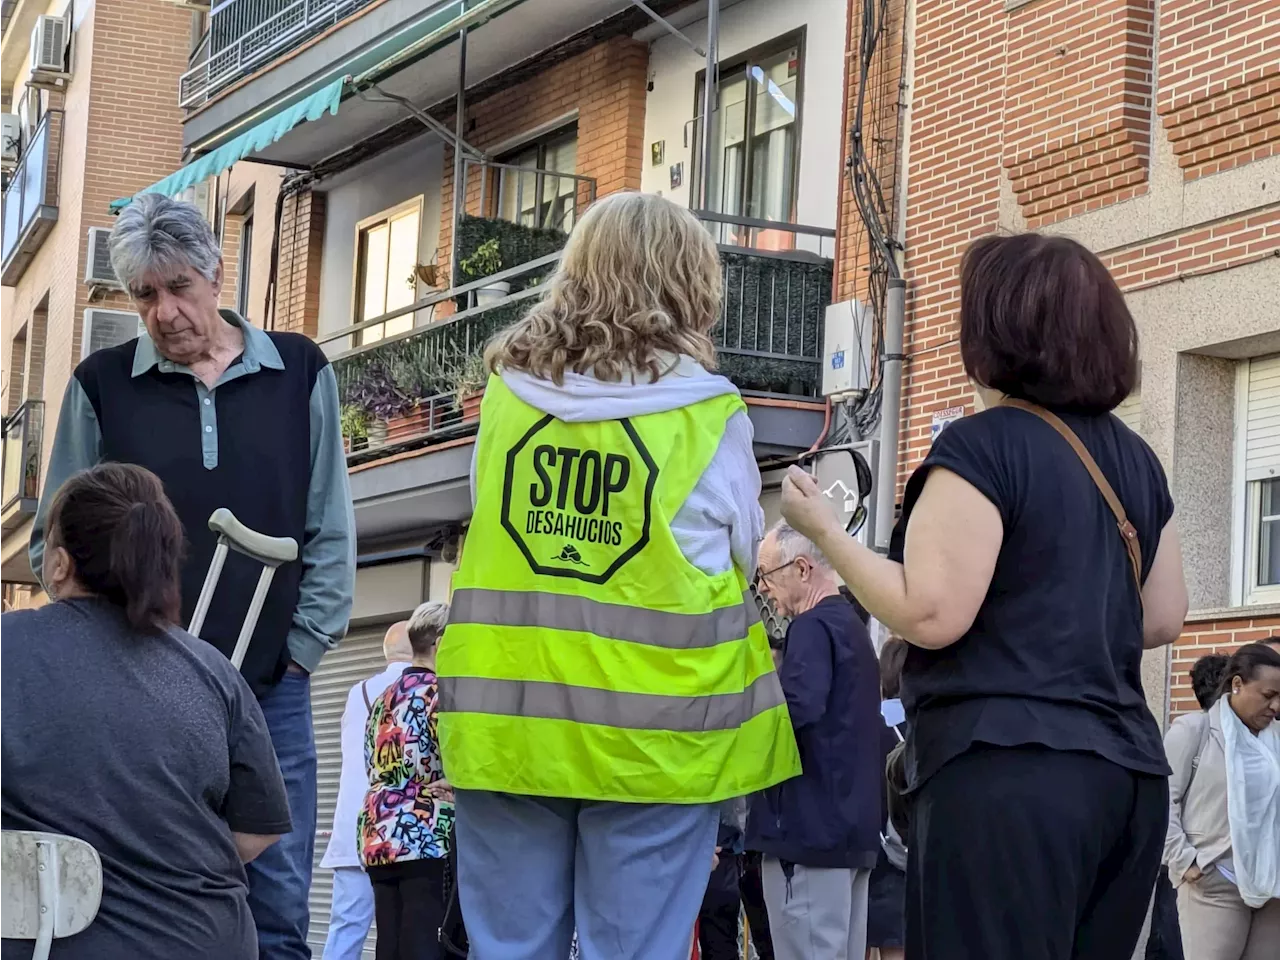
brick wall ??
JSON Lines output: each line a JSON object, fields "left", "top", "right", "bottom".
{"left": 219, "top": 215, "right": 243, "bottom": 311}
{"left": 1099, "top": 206, "right": 1280, "bottom": 293}
{"left": 899, "top": 0, "right": 1006, "bottom": 482}
{"left": 23, "top": 304, "right": 47, "bottom": 404}
{"left": 5, "top": 332, "right": 26, "bottom": 416}
{"left": 835, "top": 0, "right": 906, "bottom": 304}
{"left": 435, "top": 36, "right": 649, "bottom": 289}
{"left": 273, "top": 188, "right": 326, "bottom": 337}
{"left": 1157, "top": 0, "right": 1280, "bottom": 180}
{"left": 896, "top": 0, "right": 1280, "bottom": 484}
{"left": 1004, "top": 0, "right": 1155, "bottom": 227}
{"left": 1170, "top": 613, "right": 1280, "bottom": 716}
{"left": 73, "top": 0, "right": 192, "bottom": 355}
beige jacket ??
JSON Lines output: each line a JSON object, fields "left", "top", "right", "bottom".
{"left": 1164, "top": 699, "right": 1232, "bottom": 886}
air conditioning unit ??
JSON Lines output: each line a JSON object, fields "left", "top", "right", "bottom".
{"left": 30, "top": 16, "right": 68, "bottom": 75}
{"left": 0, "top": 114, "right": 20, "bottom": 166}
{"left": 822, "top": 298, "right": 877, "bottom": 397}
{"left": 85, "top": 227, "right": 122, "bottom": 288}
{"left": 82, "top": 309, "right": 145, "bottom": 360}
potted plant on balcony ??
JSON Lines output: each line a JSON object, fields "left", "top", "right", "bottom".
{"left": 460, "top": 238, "right": 508, "bottom": 307}
{"left": 453, "top": 352, "right": 489, "bottom": 424}
{"left": 343, "top": 362, "right": 405, "bottom": 450}
{"left": 382, "top": 346, "right": 451, "bottom": 442}
{"left": 340, "top": 404, "right": 369, "bottom": 453}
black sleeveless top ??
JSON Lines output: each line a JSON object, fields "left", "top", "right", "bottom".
{"left": 889, "top": 406, "right": 1175, "bottom": 790}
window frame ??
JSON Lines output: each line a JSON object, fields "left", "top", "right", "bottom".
{"left": 1232, "top": 359, "right": 1280, "bottom": 606}
{"left": 350, "top": 196, "right": 424, "bottom": 346}
{"left": 1245, "top": 479, "right": 1280, "bottom": 604}
{"left": 493, "top": 121, "right": 580, "bottom": 232}
{"left": 690, "top": 29, "right": 806, "bottom": 226}
{"left": 235, "top": 213, "right": 253, "bottom": 319}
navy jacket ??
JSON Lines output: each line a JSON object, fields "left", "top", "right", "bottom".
{"left": 747, "top": 595, "right": 882, "bottom": 869}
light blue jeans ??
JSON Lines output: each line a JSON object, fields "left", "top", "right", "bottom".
{"left": 453, "top": 791, "right": 719, "bottom": 960}
{"left": 321, "top": 866, "right": 374, "bottom": 960}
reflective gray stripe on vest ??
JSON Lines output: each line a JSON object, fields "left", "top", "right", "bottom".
{"left": 449, "top": 588, "right": 760, "bottom": 649}
{"left": 438, "top": 672, "right": 786, "bottom": 732}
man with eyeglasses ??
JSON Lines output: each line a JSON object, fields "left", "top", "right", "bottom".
{"left": 746, "top": 521, "right": 883, "bottom": 960}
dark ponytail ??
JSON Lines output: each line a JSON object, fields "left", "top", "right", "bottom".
{"left": 46, "top": 463, "right": 184, "bottom": 633}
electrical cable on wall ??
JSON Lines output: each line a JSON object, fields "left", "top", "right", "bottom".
{"left": 842, "top": 0, "right": 908, "bottom": 443}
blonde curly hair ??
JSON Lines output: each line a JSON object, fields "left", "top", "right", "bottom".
{"left": 485, "top": 191, "right": 721, "bottom": 384}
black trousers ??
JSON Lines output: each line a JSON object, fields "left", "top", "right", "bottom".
{"left": 369, "top": 858, "right": 449, "bottom": 960}
{"left": 740, "top": 851, "right": 774, "bottom": 960}
{"left": 906, "top": 745, "right": 1167, "bottom": 960}
{"left": 699, "top": 852, "right": 743, "bottom": 960}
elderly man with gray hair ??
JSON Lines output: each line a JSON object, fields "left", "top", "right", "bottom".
{"left": 30, "top": 192, "right": 355, "bottom": 960}
{"left": 747, "top": 521, "right": 883, "bottom": 960}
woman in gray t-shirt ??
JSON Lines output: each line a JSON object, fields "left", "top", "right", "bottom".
{"left": 1, "top": 463, "right": 291, "bottom": 960}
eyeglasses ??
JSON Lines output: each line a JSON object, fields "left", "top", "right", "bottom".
{"left": 756, "top": 558, "right": 799, "bottom": 584}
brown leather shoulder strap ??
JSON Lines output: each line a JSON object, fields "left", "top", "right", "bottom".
{"left": 1001, "top": 398, "right": 1143, "bottom": 589}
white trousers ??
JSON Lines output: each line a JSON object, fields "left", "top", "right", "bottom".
{"left": 321, "top": 866, "right": 374, "bottom": 960}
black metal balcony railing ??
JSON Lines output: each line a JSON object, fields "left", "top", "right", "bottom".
{"left": 2, "top": 111, "right": 61, "bottom": 286}
{"left": 329, "top": 212, "right": 834, "bottom": 463}
{"left": 181, "top": 0, "right": 380, "bottom": 107}
{"left": 1, "top": 400, "right": 44, "bottom": 527}
{"left": 697, "top": 211, "right": 835, "bottom": 398}
{"left": 450, "top": 160, "right": 597, "bottom": 309}
{"left": 460, "top": 157, "right": 597, "bottom": 235}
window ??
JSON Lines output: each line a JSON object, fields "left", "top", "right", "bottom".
{"left": 693, "top": 35, "right": 802, "bottom": 248}
{"left": 496, "top": 125, "right": 579, "bottom": 232}
{"left": 1255, "top": 480, "right": 1280, "bottom": 588}
{"left": 354, "top": 199, "right": 422, "bottom": 345}
{"left": 1238, "top": 355, "right": 1280, "bottom": 605}
{"left": 236, "top": 214, "right": 252, "bottom": 318}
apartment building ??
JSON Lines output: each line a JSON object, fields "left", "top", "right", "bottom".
{"left": 149, "top": 0, "right": 852, "bottom": 947}
{"left": 870, "top": 0, "right": 1279, "bottom": 725}
{"left": 0, "top": 0, "right": 282, "bottom": 607}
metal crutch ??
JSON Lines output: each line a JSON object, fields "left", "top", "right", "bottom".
{"left": 188, "top": 508, "right": 300, "bottom": 670}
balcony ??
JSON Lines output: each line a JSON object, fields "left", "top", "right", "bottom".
{"left": 181, "top": 0, "right": 381, "bottom": 108}
{"left": 1, "top": 111, "right": 61, "bottom": 287}
{"left": 1, "top": 400, "right": 44, "bottom": 534}
{"left": 700, "top": 212, "right": 835, "bottom": 398}
{"left": 328, "top": 210, "right": 834, "bottom": 467}
{"left": 177, "top": 0, "right": 645, "bottom": 168}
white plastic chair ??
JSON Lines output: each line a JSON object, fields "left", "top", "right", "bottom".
{"left": 1, "top": 831, "right": 102, "bottom": 960}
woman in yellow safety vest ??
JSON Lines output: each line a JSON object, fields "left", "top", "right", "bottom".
{"left": 435, "top": 191, "right": 800, "bottom": 960}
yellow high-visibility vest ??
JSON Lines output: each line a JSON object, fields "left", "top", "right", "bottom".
{"left": 436, "top": 376, "right": 800, "bottom": 803}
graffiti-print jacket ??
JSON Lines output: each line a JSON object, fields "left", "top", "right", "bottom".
{"left": 358, "top": 666, "right": 453, "bottom": 866}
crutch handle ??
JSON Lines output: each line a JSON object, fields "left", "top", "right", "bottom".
{"left": 207, "top": 508, "right": 298, "bottom": 567}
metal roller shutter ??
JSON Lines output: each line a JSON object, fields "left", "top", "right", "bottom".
{"left": 1114, "top": 391, "right": 1141, "bottom": 432}
{"left": 306, "top": 623, "right": 392, "bottom": 958}
{"left": 1246, "top": 355, "right": 1280, "bottom": 482}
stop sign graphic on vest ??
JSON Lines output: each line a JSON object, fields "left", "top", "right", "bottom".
{"left": 501, "top": 414, "right": 658, "bottom": 583}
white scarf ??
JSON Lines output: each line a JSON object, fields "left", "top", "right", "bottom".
{"left": 1220, "top": 698, "right": 1280, "bottom": 907}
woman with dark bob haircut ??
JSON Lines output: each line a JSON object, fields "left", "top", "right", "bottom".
{"left": 779, "top": 233, "right": 1189, "bottom": 960}
{"left": 1, "top": 463, "right": 292, "bottom": 959}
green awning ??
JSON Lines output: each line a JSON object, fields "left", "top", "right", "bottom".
{"left": 109, "top": 76, "right": 346, "bottom": 211}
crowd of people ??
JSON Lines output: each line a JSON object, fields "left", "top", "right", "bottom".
{"left": 2, "top": 188, "right": 1278, "bottom": 960}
